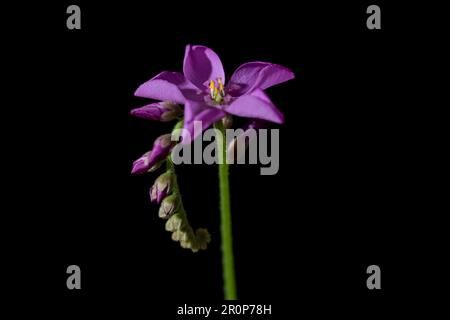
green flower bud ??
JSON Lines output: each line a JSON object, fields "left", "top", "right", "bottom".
{"left": 222, "top": 115, "right": 233, "bottom": 129}
{"left": 158, "top": 194, "right": 179, "bottom": 219}
{"left": 171, "top": 229, "right": 188, "bottom": 242}
{"left": 150, "top": 171, "right": 174, "bottom": 204}
{"left": 160, "top": 102, "right": 183, "bottom": 122}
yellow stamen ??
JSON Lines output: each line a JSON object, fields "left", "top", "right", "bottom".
{"left": 217, "top": 78, "right": 225, "bottom": 97}
{"left": 209, "top": 80, "right": 216, "bottom": 98}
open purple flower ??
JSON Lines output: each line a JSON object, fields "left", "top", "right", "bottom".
{"left": 135, "top": 45, "right": 294, "bottom": 143}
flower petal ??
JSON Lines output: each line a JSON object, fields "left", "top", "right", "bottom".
{"left": 147, "top": 134, "right": 174, "bottom": 166}
{"left": 228, "top": 62, "right": 294, "bottom": 96}
{"left": 134, "top": 71, "right": 198, "bottom": 104}
{"left": 131, "top": 151, "right": 151, "bottom": 174}
{"left": 130, "top": 103, "right": 165, "bottom": 120}
{"left": 181, "top": 100, "right": 226, "bottom": 144}
{"left": 183, "top": 45, "right": 225, "bottom": 90}
{"left": 224, "top": 89, "right": 285, "bottom": 124}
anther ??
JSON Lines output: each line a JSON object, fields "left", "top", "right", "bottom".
{"left": 209, "top": 80, "right": 216, "bottom": 99}
{"left": 217, "top": 78, "right": 225, "bottom": 97}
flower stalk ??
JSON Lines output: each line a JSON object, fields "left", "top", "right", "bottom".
{"left": 214, "top": 121, "right": 237, "bottom": 300}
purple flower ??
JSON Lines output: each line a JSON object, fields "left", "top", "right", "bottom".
{"left": 134, "top": 45, "right": 294, "bottom": 143}
{"left": 150, "top": 171, "right": 174, "bottom": 204}
{"left": 130, "top": 101, "right": 182, "bottom": 122}
{"left": 131, "top": 134, "right": 174, "bottom": 174}
{"left": 227, "top": 119, "right": 269, "bottom": 162}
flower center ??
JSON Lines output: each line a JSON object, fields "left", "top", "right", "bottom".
{"left": 209, "top": 78, "right": 226, "bottom": 104}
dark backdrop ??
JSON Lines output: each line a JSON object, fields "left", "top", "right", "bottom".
{"left": 5, "top": 1, "right": 438, "bottom": 318}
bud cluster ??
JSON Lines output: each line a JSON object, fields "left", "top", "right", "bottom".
{"left": 165, "top": 213, "right": 211, "bottom": 252}
{"left": 150, "top": 169, "right": 210, "bottom": 252}
{"left": 131, "top": 114, "right": 211, "bottom": 252}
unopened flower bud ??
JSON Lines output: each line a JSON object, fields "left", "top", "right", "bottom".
{"left": 152, "top": 133, "right": 174, "bottom": 154}
{"left": 227, "top": 120, "right": 268, "bottom": 163}
{"left": 180, "top": 240, "right": 192, "bottom": 249}
{"left": 131, "top": 151, "right": 152, "bottom": 174}
{"left": 150, "top": 171, "right": 174, "bottom": 204}
{"left": 165, "top": 213, "right": 183, "bottom": 232}
{"left": 246, "top": 119, "right": 267, "bottom": 131}
{"left": 148, "top": 160, "right": 165, "bottom": 172}
{"left": 160, "top": 102, "right": 183, "bottom": 122}
{"left": 195, "top": 228, "right": 211, "bottom": 250}
{"left": 158, "top": 194, "right": 179, "bottom": 219}
{"left": 171, "top": 229, "right": 189, "bottom": 242}
{"left": 130, "top": 101, "right": 182, "bottom": 122}
{"left": 131, "top": 134, "right": 175, "bottom": 175}
{"left": 222, "top": 115, "right": 233, "bottom": 129}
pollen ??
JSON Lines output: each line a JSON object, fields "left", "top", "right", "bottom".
{"left": 209, "top": 80, "right": 216, "bottom": 99}
{"left": 209, "top": 78, "right": 226, "bottom": 103}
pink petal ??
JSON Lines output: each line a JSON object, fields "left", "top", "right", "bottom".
{"left": 131, "top": 151, "right": 151, "bottom": 174}
{"left": 183, "top": 45, "right": 225, "bottom": 90}
{"left": 224, "top": 89, "right": 285, "bottom": 124}
{"left": 181, "top": 100, "right": 226, "bottom": 144}
{"left": 228, "top": 62, "right": 294, "bottom": 96}
{"left": 134, "top": 71, "right": 198, "bottom": 104}
{"left": 130, "top": 102, "right": 166, "bottom": 121}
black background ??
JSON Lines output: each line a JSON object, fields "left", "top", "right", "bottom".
{"left": 5, "top": 0, "right": 444, "bottom": 318}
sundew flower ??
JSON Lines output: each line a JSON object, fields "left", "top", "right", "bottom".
{"left": 134, "top": 45, "right": 294, "bottom": 143}
{"left": 130, "top": 45, "right": 295, "bottom": 298}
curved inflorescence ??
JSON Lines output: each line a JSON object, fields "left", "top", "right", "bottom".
{"left": 158, "top": 156, "right": 211, "bottom": 252}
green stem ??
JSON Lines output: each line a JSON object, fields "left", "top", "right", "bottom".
{"left": 167, "top": 119, "right": 185, "bottom": 210}
{"left": 214, "top": 121, "right": 237, "bottom": 300}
